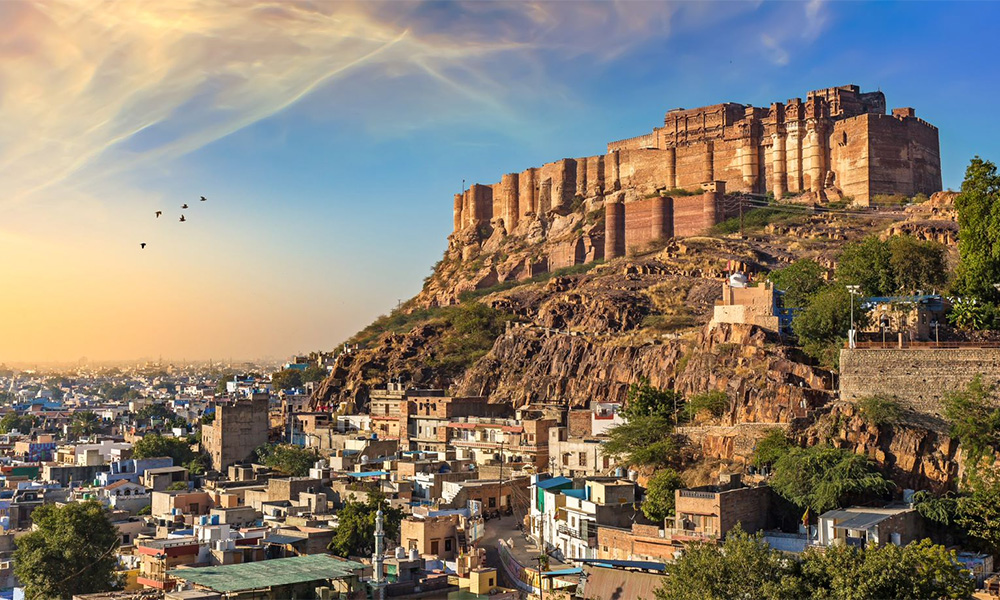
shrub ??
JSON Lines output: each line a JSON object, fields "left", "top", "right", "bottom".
{"left": 857, "top": 395, "right": 902, "bottom": 426}
{"left": 751, "top": 429, "right": 793, "bottom": 468}
{"left": 683, "top": 391, "right": 729, "bottom": 421}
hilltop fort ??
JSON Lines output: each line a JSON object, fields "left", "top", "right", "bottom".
{"left": 446, "top": 85, "right": 940, "bottom": 293}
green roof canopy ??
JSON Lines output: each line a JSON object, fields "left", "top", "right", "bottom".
{"left": 169, "top": 554, "right": 364, "bottom": 592}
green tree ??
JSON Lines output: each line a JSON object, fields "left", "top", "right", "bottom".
{"left": 751, "top": 429, "right": 794, "bottom": 469}
{"left": 954, "top": 157, "right": 1000, "bottom": 301}
{"left": 200, "top": 412, "right": 215, "bottom": 425}
{"left": 856, "top": 395, "right": 903, "bottom": 426}
{"left": 888, "top": 235, "right": 948, "bottom": 294}
{"left": 135, "top": 402, "right": 174, "bottom": 423}
{"left": 271, "top": 368, "right": 304, "bottom": 391}
{"left": 302, "top": 365, "right": 328, "bottom": 384}
{"left": 769, "top": 446, "right": 893, "bottom": 515}
{"left": 328, "top": 492, "right": 403, "bottom": 558}
{"left": 800, "top": 539, "right": 973, "bottom": 600}
{"left": 167, "top": 481, "right": 189, "bottom": 491}
{"left": 604, "top": 416, "right": 678, "bottom": 467}
{"left": 654, "top": 528, "right": 805, "bottom": 600}
{"left": 682, "top": 390, "right": 729, "bottom": 421}
{"left": 911, "top": 490, "right": 960, "bottom": 527}
{"left": 13, "top": 501, "right": 122, "bottom": 599}
{"left": 769, "top": 259, "right": 829, "bottom": 309}
{"left": 957, "top": 462, "right": 1000, "bottom": 555}
{"left": 791, "top": 285, "right": 858, "bottom": 366}
{"left": 256, "top": 443, "right": 316, "bottom": 476}
{"left": 942, "top": 375, "right": 1000, "bottom": 462}
{"left": 837, "top": 236, "right": 895, "bottom": 297}
{"left": 70, "top": 411, "right": 101, "bottom": 438}
{"left": 622, "top": 377, "right": 684, "bottom": 421}
{"left": 0, "top": 413, "right": 38, "bottom": 433}
{"left": 642, "top": 469, "right": 684, "bottom": 522}
{"left": 132, "top": 433, "right": 196, "bottom": 466}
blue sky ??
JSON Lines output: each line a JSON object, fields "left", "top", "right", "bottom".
{"left": 1, "top": 0, "right": 997, "bottom": 363}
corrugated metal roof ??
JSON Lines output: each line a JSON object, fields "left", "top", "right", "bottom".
{"left": 346, "top": 470, "right": 388, "bottom": 478}
{"left": 169, "top": 554, "right": 364, "bottom": 592}
{"left": 536, "top": 477, "right": 572, "bottom": 490}
{"left": 580, "top": 566, "right": 665, "bottom": 600}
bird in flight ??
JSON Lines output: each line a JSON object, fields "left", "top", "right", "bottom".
{"left": 181, "top": 203, "right": 189, "bottom": 209}
{"left": 155, "top": 211, "right": 162, "bottom": 218}
{"left": 140, "top": 243, "right": 146, "bottom": 249}
{"left": 179, "top": 215, "right": 186, "bottom": 222}
{"left": 200, "top": 196, "right": 207, "bottom": 202}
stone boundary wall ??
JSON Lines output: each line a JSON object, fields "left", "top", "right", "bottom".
{"left": 839, "top": 348, "right": 1000, "bottom": 416}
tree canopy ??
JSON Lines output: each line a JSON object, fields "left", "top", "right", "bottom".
{"left": 271, "top": 368, "right": 304, "bottom": 391}
{"left": 642, "top": 469, "right": 684, "bottom": 523}
{"left": 0, "top": 413, "right": 37, "bottom": 434}
{"left": 69, "top": 411, "right": 101, "bottom": 438}
{"left": 132, "top": 433, "right": 196, "bottom": 466}
{"left": 751, "top": 428, "right": 794, "bottom": 469}
{"left": 13, "top": 501, "right": 122, "bottom": 600}
{"left": 604, "top": 416, "right": 678, "bottom": 467}
{"left": 942, "top": 375, "right": 1000, "bottom": 462}
{"left": 769, "top": 446, "right": 893, "bottom": 515}
{"left": 836, "top": 235, "right": 947, "bottom": 297}
{"left": 954, "top": 156, "right": 1000, "bottom": 301}
{"left": 328, "top": 492, "right": 403, "bottom": 558}
{"left": 655, "top": 528, "right": 973, "bottom": 600}
{"left": 135, "top": 402, "right": 175, "bottom": 423}
{"left": 769, "top": 259, "right": 829, "bottom": 309}
{"left": 622, "top": 377, "right": 684, "bottom": 422}
{"left": 256, "top": 443, "right": 316, "bottom": 476}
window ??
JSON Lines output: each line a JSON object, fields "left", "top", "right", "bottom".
{"left": 562, "top": 454, "right": 570, "bottom": 466}
{"left": 579, "top": 452, "right": 587, "bottom": 467}
{"left": 489, "top": 497, "right": 496, "bottom": 508}
{"left": 489, "top": 577, "right": 495, "bottom": 587}
{"left": 445, "top": 539, "right": 452, "bottom": 552}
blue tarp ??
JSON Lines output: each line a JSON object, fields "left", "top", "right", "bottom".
{"left": 346, "top": 471, "right": 388, "bottom": 478}
{"left": 573, "top": 558, "right": 666, "bottom": 572}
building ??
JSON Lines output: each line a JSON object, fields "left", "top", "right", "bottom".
{"left": 449, "top": 85, "right": 941, "bottom": 276}
{"left": 711, "top": 275, "right": 782, "bottom": 332}
{"left": 136, "top": 537, "right": 201, "bottom": 590}
{"left": 168, "top": 554, "right": 365, "bottom": 599}
{"left": 816, "top": 506, "right": 921, "bottom": 548}
{"left": 202, "top": 395, "right": 269, "bottom": 471}
{"left": 606, "top": 84, "right": 941, "bottom": 204}
{"left": 400, "top": 515, "right": 460, "bottom": 559}
{"left": 673, "top": 475, "right": 771, "bottom": 539}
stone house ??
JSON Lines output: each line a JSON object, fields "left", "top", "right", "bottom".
{"left": 673, "top": 474, "right": 770, "bottom": 539}
{"left": 401, "top": 515, "right": 461, "bottom": 559}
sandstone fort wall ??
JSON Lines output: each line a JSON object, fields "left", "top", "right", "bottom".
{"left": 449, "top": 84, "right": 942, "bottom": 277}
{"left": 839, "top": 348, "right": 1000, "bottom": 417}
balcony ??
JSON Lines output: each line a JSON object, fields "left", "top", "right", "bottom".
{"left": 557, "top": 523, "right": 597, "bottom": 545}
{"left": 678, "top": 490, "right": 717, "bottom": 500}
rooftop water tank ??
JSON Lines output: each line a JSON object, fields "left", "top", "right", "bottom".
{"left": 409, "top": 548, "right": 420, "bottom": 561}
{"left": 395, "top": 546, "right": 407, "bottom": 559}
{"left": 729, "top": 272, "right": 749, "bottom": 288}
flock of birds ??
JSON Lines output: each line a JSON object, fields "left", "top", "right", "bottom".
{"left": 141, "top": 196, "right": 207, "bottom": 249}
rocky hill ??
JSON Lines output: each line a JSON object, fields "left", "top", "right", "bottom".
{"left": 312, "top": 191, "right": 965, "bottom": 490}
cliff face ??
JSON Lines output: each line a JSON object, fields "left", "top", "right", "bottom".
{"left": 315, "top": 190, "right": 968, "bottom": 491}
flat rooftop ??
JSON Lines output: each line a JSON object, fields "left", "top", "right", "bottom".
{"left": 169, "top": 554, "right": 364, "bottom": 592}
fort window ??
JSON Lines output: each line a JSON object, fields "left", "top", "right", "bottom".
{"left": 841, "top": 131, "right": 848, "bottom": 145}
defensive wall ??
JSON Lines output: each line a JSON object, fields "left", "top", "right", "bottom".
{"left": 448, "top": 84, "right": 941, "bottom": 282}
{"left": 839, "top": 348, "right": 1000, "bottom": 416}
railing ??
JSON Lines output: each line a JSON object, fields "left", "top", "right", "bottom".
{"left": 850, "top": 341, "right": 1000, "bottom": 349}
{"left": 663, "top": 527, "right": 718, "bottom": 541}
{"left": 678, "top": 490, "right": 717, "bottom": 500}
{"left": 557, "top": 523, "right": 597, "bottom": 544}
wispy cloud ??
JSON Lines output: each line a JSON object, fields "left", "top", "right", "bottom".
{"left": 0, "top": 0, "right": 682, "bottom": 207}
{"left": 757, "top": 0, "right": 829, "bottom": 66}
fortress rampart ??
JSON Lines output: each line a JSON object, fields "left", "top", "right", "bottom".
{"left": 448, "top": 85, "right": 941, "bottom": 285}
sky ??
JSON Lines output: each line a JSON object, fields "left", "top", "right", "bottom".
{"left": 2, "top": 0, "right": 998, "bottom": 365}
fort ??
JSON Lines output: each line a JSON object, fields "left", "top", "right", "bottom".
{"left": 449, "top": 85, "right": 941, "bottom": 275}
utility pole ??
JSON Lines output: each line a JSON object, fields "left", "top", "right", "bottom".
{"left": 497, "top": 439, "right": 504, "bottom": 517}
{"left": 739, "top": 194, "right": 745, "bottom": 237}
{"left": 846, "top": 285, "right": 861, "bottom": 349}
{"left": 536, "top": 554, "right": 546, "bottom": 600}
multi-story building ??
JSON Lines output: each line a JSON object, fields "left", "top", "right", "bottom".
{"left": 202, "top": 394, "right": 269, "bottom": 470}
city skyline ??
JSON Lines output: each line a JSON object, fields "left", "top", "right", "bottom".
{"left": 3, "top": 0, "right": 999, "bottom": 362}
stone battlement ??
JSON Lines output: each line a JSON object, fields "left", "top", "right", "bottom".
{"left": 447, "top": 85, "right": 941, "bottom": 284}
